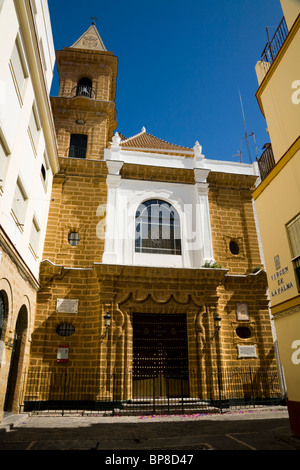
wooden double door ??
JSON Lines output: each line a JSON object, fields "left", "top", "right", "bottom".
{"left": 132, "top": 313, "right": 189, "bottom": 397}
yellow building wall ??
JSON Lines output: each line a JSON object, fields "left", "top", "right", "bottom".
{"left": 275, "top": 309, "right": 300, "bottom": 401}
{"left": 254, "top": 149, "right": 300, "bottom": 308}
{"left": 280, "top": 0, "right": 300, "bottom": 30}
{"left": 256, "top": 20, "right": 300, "bottom": 163}
{"left": 254, "top": 6, "right": 300, "bottom": 435}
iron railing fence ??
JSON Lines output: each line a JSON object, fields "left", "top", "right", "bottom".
{"left": 256, "top": 144, "right": 276, "bottom": 181}
{"left": 20, "top": 367, "right": 285, "bottom": 416}
{"left": 261, "top": 17, "right": 288, "bottom": 75}
{"left": 67, "top": 145, "right": 87, "bottom": 159}
{"left": 70, "top": 85, "right": 96, "bottom": 99}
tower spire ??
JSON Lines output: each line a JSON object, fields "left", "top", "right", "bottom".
{"left": 70, "top": 22, "right": 107, "bottom": 51}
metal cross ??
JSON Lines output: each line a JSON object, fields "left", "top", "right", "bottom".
{"left": 90, "top": 16, "right": 98, "bottom": 24}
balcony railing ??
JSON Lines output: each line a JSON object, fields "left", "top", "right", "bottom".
{"left": 256, "top": 144, "right": 275, "bottom": 181}
{"left": 70, "top": 85, "right": 96, "bottom": 100}
{"left": 68, "top": 145, "right": 87, "bottom": 159}
{"left": 261, "top": 17, "right": 288, "bottom": 74}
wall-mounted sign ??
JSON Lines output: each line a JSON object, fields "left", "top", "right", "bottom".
{"left": 270, "top": 265, "right": 289, "bottom": 281}
{"left": 237, "top": 344, "right": 257, "bottom": 358}
{"left": 57, "top": 344, "right": 69, "bottom": 363}
{"left": 270, "top": 265, "right": 294, "bottom": 297}
{"left": 56, "top": 299, "right": 79, "bottom": 314}
{"left": 236, "top": 303, "right": 250, "bottom": 321}
{"left": 274, "top": 255, "right": 281, "bottom": 270}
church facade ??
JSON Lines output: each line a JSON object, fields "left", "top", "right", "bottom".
{"left": 24, "top": 24, "right": 281, "bottom": 409}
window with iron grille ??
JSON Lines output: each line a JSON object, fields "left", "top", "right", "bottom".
{"left": 135, "top": 199, "right": 181, "bottom": 255}
{"left": 68, "top": 231, "right": 80, "bottom": 246}
{"left": 68, "top": 134, "right": 87, "bottom": 159}
{"left": 56, "top": 323, "right": 75, "bottom": 337}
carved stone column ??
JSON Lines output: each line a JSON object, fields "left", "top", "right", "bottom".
{"left": 102, "top": 169, "right": 122, "bottom": 264}
{"left": 194, "top": 167, "right": 214, "bottom": 265}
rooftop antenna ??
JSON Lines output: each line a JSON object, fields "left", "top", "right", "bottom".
{"left": 232, "top": 138, "right": 243, "bottom": 162}
{"left": 238, "top": 89, "right": 252, "bottom": 163}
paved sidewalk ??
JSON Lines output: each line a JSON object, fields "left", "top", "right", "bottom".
{"left": 0, "top": 407, "right": 299, "bottom": 452}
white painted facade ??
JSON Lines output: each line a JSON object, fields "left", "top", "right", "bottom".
{"left": 103, "top": 132, "right": 259, "bottom": 269}
{"left": 0, "top": 0, "right": 58, "bottom": 278}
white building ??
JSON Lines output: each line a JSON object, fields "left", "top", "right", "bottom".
{"left": 0, "top": 0, "right": 58, "bottom": 418}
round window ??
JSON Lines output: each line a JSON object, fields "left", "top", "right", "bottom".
{"left": 229, "top": 240, "right": 240, "bottom": 255}
{"left": 56, "top": 323, "right": 75, "bottom": 337}
{"left": 68, "top": 231, "right": 80, "bottom": 246}
{"left": 236, "top": 326, "right": 251, "bottom": 339}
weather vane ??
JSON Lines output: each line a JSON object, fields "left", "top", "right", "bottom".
{"left": 90, "top": 16, "right": 98, "bottom": 24}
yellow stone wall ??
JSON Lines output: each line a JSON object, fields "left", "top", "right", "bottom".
{"left": 28, "top": 261, "right": 277, "bottom": 402}
{"left": 208, "top": 172, "right": 263, "bottom": 275}
{"left": 42, "top": 158, "right": 107, "bottom": 267}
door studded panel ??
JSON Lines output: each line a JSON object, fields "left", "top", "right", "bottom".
{"left": 133, "top": 313, "right": 189, "bottom": 380}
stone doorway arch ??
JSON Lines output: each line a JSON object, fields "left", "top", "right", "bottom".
{"left": 4, "top": 305, "right": 28, "bottom": 413}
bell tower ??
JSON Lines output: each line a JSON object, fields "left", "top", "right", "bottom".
{"left": 51, "top": 22, "right": 118, "bottom": 160}
{"left": 41, "top": 23, "right": 118, "bottom": 267}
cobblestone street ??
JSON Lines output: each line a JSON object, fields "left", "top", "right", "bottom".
{"left": 0, "top": 407, "right": 299, "bottom": 454}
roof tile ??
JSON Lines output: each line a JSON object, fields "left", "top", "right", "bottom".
{"left": 120, "top": 128, "right": 192, "bottom": 153}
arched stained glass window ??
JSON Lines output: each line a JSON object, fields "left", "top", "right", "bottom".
{"left": 135, "top": 199, "right": 181, "bottom": 255}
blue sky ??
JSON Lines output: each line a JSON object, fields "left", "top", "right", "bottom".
{"left": 48, "top": 0, "right": 284, "bottom": 163}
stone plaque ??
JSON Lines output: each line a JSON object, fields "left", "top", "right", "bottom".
{"left": 237, "top": 344, "right": 257, "bottom": 358}
{"left": 56, "top": 299, "right": 79, "bottom": 314}
{"left": 236, "top": 303, "right": 250, "bottom": 321}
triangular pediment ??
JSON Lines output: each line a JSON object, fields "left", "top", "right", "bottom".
{"left": 71, "top": 24, "right": 107, "bottom": 51}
